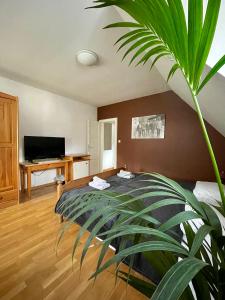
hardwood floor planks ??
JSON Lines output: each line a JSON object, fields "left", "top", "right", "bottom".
{"left": 0, "top": 186, "right": 146, "bottom": 300}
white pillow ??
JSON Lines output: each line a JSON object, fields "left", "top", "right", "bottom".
{"left": 183, "top": 182, "right": 225, "bottom": 299}
{"left": 193, "top": 181, "right": 225, "bottom": 206}
{"left": 193, "top": 181, "right": 225, "bottom": 233}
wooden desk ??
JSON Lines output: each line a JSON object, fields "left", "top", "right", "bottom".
{"left": 19, "top": 159, "right": 72, "bottom": 199}
{"left": 65, "top": 153, "right": 90, "bottom": 163}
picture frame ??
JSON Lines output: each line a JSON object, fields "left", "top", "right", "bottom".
{"left": 131, "top": 114, "right": 165, "bottom": 139}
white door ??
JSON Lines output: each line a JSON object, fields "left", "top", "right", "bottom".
{"left": 87, "top": 120, "right": 100, "bottom": 175}
{"left": 99, "top": 118, "right": 118, "bottom": 172}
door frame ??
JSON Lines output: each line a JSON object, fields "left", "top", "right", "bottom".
{"left": 99, "top": 118, "right": 118, "bottom": 172}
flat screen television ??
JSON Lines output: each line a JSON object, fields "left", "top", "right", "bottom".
{"left": 24, "top": 136, "right": 65, "bottom": 161}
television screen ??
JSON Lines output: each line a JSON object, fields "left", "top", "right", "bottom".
{"left": 24, "top": 136, "right": 65, "bottom": 161}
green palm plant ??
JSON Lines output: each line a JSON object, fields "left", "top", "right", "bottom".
{"left": 58, "top": 174, "right": 225, "bottom": 299}
{"left": 58, "top": 1, "right": 225, "bottom": 299}
{"left": 88, "top": 0, "right": 225, "bottom": 210}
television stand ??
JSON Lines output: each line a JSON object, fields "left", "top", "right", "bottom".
{"left": 19, "top": 158, "right": 73, "bottom": 200}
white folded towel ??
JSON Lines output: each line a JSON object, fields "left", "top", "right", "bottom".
{"left": 117, "top": 173, "right": 135, "bottom": 179}
{"left": 93, "top": 176, "right": 107, "bottom": 184}
{"left": 89, "top": 181, "right": 110, "bottom": 190}
{"left": 119, "top": 170, "right": 131, "bottom": 176}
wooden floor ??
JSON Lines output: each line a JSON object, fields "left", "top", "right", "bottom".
{"left": 0, "top": 186, "right": 146, "bottom": 300}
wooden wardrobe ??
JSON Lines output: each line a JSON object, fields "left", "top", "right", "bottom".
{"left": 0, "top": 92, "right": 19, "bottom": 208}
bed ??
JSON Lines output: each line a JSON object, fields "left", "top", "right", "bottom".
{"left": 55, "top": 168, "right": 196, "bottom": 284}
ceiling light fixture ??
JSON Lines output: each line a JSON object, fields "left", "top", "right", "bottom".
{"left": 76, "top": 50, "right": 98, "bottom": 66}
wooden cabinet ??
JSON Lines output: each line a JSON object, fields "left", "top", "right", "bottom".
{"left": 0, "top": 92, "right": 19, "bottom": 208}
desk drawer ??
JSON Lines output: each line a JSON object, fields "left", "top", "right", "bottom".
{"left": 0, "top": 189, "right": 18, "bottom": 208}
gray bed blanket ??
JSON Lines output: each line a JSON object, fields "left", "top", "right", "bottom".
{"left": 55, "top": 174, "right": 196, "bottom": 283}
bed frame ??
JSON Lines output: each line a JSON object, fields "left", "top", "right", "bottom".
{"left": 56, "top": 167, "right": 124, "bottom": 223}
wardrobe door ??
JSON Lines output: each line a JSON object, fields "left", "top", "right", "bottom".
{"left": 0, "top": 93, "right": 18, "bottom": 208}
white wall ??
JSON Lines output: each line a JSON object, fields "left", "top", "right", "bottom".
{"left": 0, "top": 75, "right": 97, "bottom": 187}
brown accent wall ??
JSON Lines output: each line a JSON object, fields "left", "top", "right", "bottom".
{"left": 98, "top": 91, "right": 225, "bottom": 181}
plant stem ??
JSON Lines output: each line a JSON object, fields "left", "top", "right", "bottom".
{"left": 189, "top": 89, "right": 225, "bottom": 211}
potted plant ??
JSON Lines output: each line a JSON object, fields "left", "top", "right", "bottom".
{"left": 59, "top": 1, "right": 225, "bottom": 299}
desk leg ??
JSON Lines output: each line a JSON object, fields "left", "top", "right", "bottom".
{"left": 57, "top": 182, "right": 64, "bottom": 223}
{"left": 68, "top": 160, "right": 73, "bottom": 181}
{"left": 20, "top": 168, "right": 25, "bottom": 193}
{"left": 64, "top": 163, "right": 68, "bottom": 183}
{"left": 56, "top": 168, "right": 62, "bottom": 176}
{"left": 27, "top": 170, "right": 31, "bottom": 199}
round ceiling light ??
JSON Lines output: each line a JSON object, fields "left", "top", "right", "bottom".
{"left": 76, "top": 50, "right": 98, "bottom": 66}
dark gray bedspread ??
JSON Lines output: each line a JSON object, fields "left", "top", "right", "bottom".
{"left": 55, "top": 174, "right": 196, "bottom": 283}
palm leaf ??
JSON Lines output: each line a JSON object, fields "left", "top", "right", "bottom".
{"left": 150, "top": 52, "right": 169, "bottom": 69}
{"left": 90, "top": 241, "right": 189, "bottom": 280}
{"left": 136, "top": 46, "right": 169, "bottom": 66}
{"left": 188, "top": 0, "right": 203, "bottom": 84}
{"left": 151, "top": 257, "right": 208, "bottom": 300}
{"left": 167, "top": 63, "right": 180, "bottom": 82}
{"left": 115, "top": 28, "right": 150, "bottom": 45}
{"left": 158, "top": 211, "right": 200, "bottom": 232}
{"left": 194, "top": 0, "right": 221, "bottom": 91}
{"left": 190, "top": 225, "right": 213, "bottom": 256}
{"left": 100, "top": 225, "right": 184, "bottom": 247}
{"left": 117, "top": 198, "right": 185, "bottom": 225}
{"left": 89, "top": 0, "right": 225, "bottom": 96}
{"left": 149, "top": 174, "right": 206, "bottom": 216}
{"left": 167, "top": 0, "right": 188, "bottom": 74}
{"left": 122, "top": 38, "right": 161, "bottom": 62}
{"left": 118, "top": 270, "right": 156, "bottom": 298}
{"left": 104, "top": 22, "right": 144, "bottom": 29}
{"left": 128, "top": 41, "right": 161, "bottom": 65}
{"left": 94, "top": 214, "right": 130, "bottom": 275}
{"left": 79, "top": 211, "right": 120, "bottom": 267}
{"left": 197, "top": 54, "right": 225, "bottom": 94}
{"left": 143, "top": 250, "right": 177, "bottom": 280}
{"left": 117, "top": 32, "right": 154, "bottom": 52}
{"left": 192, "top": 273, "right": 212, "bottom": 300}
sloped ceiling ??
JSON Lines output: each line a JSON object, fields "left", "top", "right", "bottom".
{"left": 0, "top": 0, "right": 168, "bottom": 107}
{"left": 115, "top": 2, "right": 225, "bottom": 137}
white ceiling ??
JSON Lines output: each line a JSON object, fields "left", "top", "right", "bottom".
{"left": 0, "top": 0, "right": 168, "bottom": 107}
